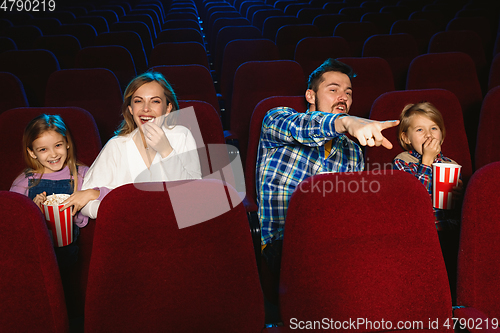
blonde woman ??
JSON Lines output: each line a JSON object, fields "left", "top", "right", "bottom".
{"left": 80, "top": 71, "right": 201, "bottom": 219}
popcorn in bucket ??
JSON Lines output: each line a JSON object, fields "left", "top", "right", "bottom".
{"left": 42, "top": 194, "right": 73, "bottom": 247}
{"left": 432, "top": 163, "right": 461, "bottom": 210}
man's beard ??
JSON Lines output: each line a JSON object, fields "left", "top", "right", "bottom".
{"left": 315, "top": 101, "right": 348, "bottom": 113}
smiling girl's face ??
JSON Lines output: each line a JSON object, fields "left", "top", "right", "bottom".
{"left": 27, "top": 130, "right": 68, "bottom": 173}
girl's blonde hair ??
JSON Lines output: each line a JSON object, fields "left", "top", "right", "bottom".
{"left": 398, "top": 102, "right": 446, "bottom": 151}
{"left": 23, "top": 114, "right": 81, "bottom": 193}
{"left": 115, "top": 71, "right": 179, "bottom": 136}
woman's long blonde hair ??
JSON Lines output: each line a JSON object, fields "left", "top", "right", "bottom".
{"left": 23, "top": 114, "right": 81, "bottom": 193}
{"left": 115, "top": 71, "right": 180, "bottom": 136}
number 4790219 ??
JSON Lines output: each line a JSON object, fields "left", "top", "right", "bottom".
{"left": 1, "top": 0, "right": 56, "bottom": 12}
{"left": 443, "top": 317, "right": 499, "bottom": 330}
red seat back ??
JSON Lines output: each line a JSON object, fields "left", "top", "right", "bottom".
{"left": 406, "top": 52, "right": 483, "bottom": 151}
{"left": 280, "top": 171, "right": 453, "bottom": 332}
{"left": 85, "top": 180, "right": 265, "bottom": 332}
{"left": 457, "top": 162, "right": 500, "bottom": 319}
{"left": 474, "top": 86, "right": 500, "bottom": 169}
{"left": 153, "top": 64, "right": 220, "bottom": 117}
{"left": 362, "top": 33, "right": 419, "bottom": 90}
{"left": 0, "top": 72, "right": 28, "bottom": 114}
{"left": 337, "top": 56, "right": 395, "bottom": 119}
{"left": 45, "top": 68, "right": 123, "bottom": 143}
{"left": 0, "top": 49, "right": 60, "bottom": 106}
{"left": 230, "top": 60, "right": 306, "bottom": 165}
{"left": 0, "top": 191, "right": 69, "bottom": 333}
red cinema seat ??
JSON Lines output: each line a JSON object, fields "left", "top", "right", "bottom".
{"left": 334, "top": 21, "right": 380, "bottom": 57}
{"left": 209, "top": 17, "right": 250, "bottom": 52}
{"left": 294, "top": 36, "right": 351, "bottom": 76}
{"left": 3, "top": 25, "right": 42, "bottom": 49}
{"left": 427, "top": 30, "right": 488, "bottom": 91}
{"left": 279, "top": 171, "right": 453, "bottom": 332}
{"left": 214, "top": 25, "right": 262, "bottom": 75}
{"left": 409, "top": 10, "right": 448, "bottom": 32}
{"left": 474, "top": 86, "right": 500, "bottom": 170}
{"left": 84, "top": 180, "right": 265, "bottom": 332}
{"left": 0, "top": 49, "right": 60, "bottom": 107}
{"left": 338, "top": 6, "right": 370, "bottom": 21}
{"left": 390, "top": 19, "right": 436, "bottom": 54}
{"left": 0, "top": 72, "right": 28, "bottom": 114}
{"left": 220, "top": 39, "right": 280, "bottom": 112}
{"left": 275, "top": 24, "right": 320, "bottom": 60}
{"left": 94, "top": 31, "right": 148, "bottom": 73}
{"left": 252, "top": 9, "right": 283, "bottom": 31}
{"left": 262, "top": 15, "right": 299, "bottom": 42}
{"left": 34, "top": 35, "right": 81, "bottom": 69}
{"left": 75, "top": 45, "right": 137, "bottom": 91}
{"left": 337, "top": 56, "right": 395, "bottom": 119}
{"left": 228, "top": 60, "right": 306, "bottom": 165}
{"left": 74, "top": 15, "right": 109, "bottom": 34}
{"left": 177, "top": 100, "right": 227, "bottom": 179}
{"left": 0, "top": 36, "right": 17, "bottom": 53}
{"left": 45, "top": 68, "right": 123, "bottom": 143}
{"left": 487, "top": 52, "right": 500, "bottom": 91}
{"left": 0, "top": 191, "right": 69, "bottom": 333}
{"left": 406, "top": 52, "right": 483, "bottom": 154}
{"left": 111, "top": 20, "right": 153, "bottom": 59}
{"left": 150, "top": 41, "right": 209, "bottom": 69}
{"left": 360, "top": 11, "right": 399, "bottom": 34}
{"left": 455, "top": 161, "right": 500, "bottom": 329}
{"left": 362, "top": 33, "right": 419, "bottom": 90}
{"left": 446, "top": 16, "right": 493, "bottom": 58}
{"left": 156, "top": 28, "right": 204, "bottom": 45}
{"left": 161, "top": 18, "right": 200, "bottom": 30}
{"left": 59, "top": 23, "right": 97, "bottom": 48}
{"left": 312, "top": 13, "right": 350, "bottom": 37}
{"left": 152, "top": 64, "right": 220, "bottom": 117}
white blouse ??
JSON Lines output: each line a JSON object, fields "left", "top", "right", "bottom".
{"left": 81, "top": 124, "right": 202, "bottom": 218}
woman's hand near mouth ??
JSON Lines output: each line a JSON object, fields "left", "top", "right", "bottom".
{"left": 142, "top": 119, "right": 173, "bottom": 158}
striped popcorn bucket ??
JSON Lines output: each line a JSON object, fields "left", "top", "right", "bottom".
{"left": 432, "top": 162, "right": 461, "bottom": 210}
{"left": 42, "top": 200, "right": 73, "bottom": 247}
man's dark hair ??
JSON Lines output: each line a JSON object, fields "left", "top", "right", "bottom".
{"left": 307, "top": 58, "right": 355, "bottom": 91}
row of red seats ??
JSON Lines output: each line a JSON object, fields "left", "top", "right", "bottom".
{"left": 1, "top": 0, "right": 497, "bottom": 88}
{"left": 2, "top": 162, "right": 499, "bottom": 332}
{"left": 1, "top": 0, "right": 498, "bottom": 139}
{"left": 0, "top": 49, "right": 494, "bottom": 160}
{"left": 0, "top": 3, "right": 201, "bottom": 73}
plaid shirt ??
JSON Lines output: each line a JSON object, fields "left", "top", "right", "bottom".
{"left": 393, "top": 150, "right": 459, "bottom": 230}
{"left": 256, "top": 107, "right": 364, "bottom": 245}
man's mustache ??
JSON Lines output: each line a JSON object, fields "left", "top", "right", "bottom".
{"left": 332, "top": 102, "right": 347, "bottom": 110}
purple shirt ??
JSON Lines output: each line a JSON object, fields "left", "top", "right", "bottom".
{"left": 10, "top": 166, "right": 90, "bottom": 228}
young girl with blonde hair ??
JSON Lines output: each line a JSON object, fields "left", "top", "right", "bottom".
{"left": 10, "top": 114, "right": 98, "bottom": 266}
